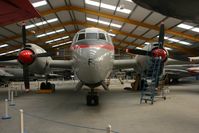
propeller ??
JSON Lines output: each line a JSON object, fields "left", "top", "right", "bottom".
{"left": 158, "top": 23, "right": 165, "bottom": 49}
{"left": 126, "top": 23, "right": 167, "bottom": 62}
{"left": 126, "top": 23, "right": 167, "bottom": 88}
{"left": 21, "top": 24, "right": 31, "bottom": 90}
{"left": 0, "top": 23, "right": 52, "bottom": 90}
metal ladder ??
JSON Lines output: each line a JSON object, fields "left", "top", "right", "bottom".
{"left": 140, "top": 57, "right": 162, "bottom": 104}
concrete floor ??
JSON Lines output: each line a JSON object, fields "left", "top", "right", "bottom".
{"left": 0, "top": 79, "right": 199, "bottom": 133}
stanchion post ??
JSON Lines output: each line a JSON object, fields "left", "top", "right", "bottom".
{"left": 20, "top": 109, "right": 24, "bottom": 133}
{"left": 106, "top": 124, "right": 111, "bottom": 133}
{"left": 2, "top": 99, "right": 11, "bottom": 120}
{"left": 8, "top": 88, "right": 11, "bottom": 101}
{"left": 21, "top": 84, "right": 23, "bottom": 93}
{"left": 15, "top": 87, "right": 18, "bottom": 97}
{"left": 10, "top": 91, "right": 15, "bottom": 106}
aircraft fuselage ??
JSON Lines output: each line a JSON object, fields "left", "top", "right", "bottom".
{"left": 71, "top": 39, "right": 114, "bottom": 86}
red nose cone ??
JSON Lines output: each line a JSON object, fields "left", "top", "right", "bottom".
{"left": 18, "top": 50, "right": 34, "bottom": 64}
{"left": 152, "top": 48, "right": 167, "bottom": 61}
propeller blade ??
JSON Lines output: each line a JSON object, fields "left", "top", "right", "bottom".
{"left": 35, "top": 52, "right": 54, "bottom": 57}
{"left": 23, "top": 65, "right": 30, "bottom": 90}
{"left": 0, "top": 55, "right": 17, "bottom": 61}
{"left": 127, "top": 49, "right": 152, "bottom": 56}
{"left": 22, "top": 24, "right": 26, "bottom": 48}
{"left": 158, "top": 24, "right": 165, "bottom": 48}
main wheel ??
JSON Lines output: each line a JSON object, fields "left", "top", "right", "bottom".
{"left": 40, "top": 82, "right": 46, "bottom": 90}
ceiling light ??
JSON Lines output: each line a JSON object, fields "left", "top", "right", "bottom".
{"left": 101, "top": 3, "right": 116, "bottom": 10}
{"left": 0, "top": 44, "right": 8, "bottom": 48}
{"left": 108, "top": 33, "right": 116, "bottom": 37}
{"left": 46, "top": 36, "right": 69, "bottom": 44}
{"left": 116, "top": 7, "right": 131, "bottom": 14}
{"left": 158, "top": 36, "right": 192, "bottom": 46}
{"left": 144, "top": 42, "right": 150, "bottom": 45}
{"left": 52, "top": 41, "right": 72, "bottom": 48}
{"left": 167, "top": 38, "right": 179, "bottom": 42}
{"left": 86, "top": 17, "right": 121, "bottom": 28}
{"left": 26, "top": 18, "right": 58, "bottom": 29}
{"left": 85, "top": 0, "right": 131, "bottom": 14}
{"left": 32, "top": 0, "right": 47, "bottom": 7}
{"left": 36, "top": 29, "right": 65, "bottom": 38}
{"left": 0, "top": 49, "right": 20, "bottom": 56}
{"left": 177, "top": 23, "right": 193, "bottom": 30}
{"left": 191, "top": 28, "right": 199, "bottom": 33}
{"left": 125, "top": 0, "right": 133, "bottom": 2}
{"left": 178, "top": 41, "right": 191, "bottom": 45}
{"left": 165, "top": 47, "right": 172, "bottom": 51}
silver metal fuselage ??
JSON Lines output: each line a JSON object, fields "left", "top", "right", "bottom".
{"left": 71, "top": 39, "right": 114, "bottom": 85}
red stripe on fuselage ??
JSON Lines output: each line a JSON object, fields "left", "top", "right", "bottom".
{"left": 70, "top": 44, "right": 114, "bottom": 51}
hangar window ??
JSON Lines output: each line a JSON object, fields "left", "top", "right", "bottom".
{"left": 99, "top": 33, "right": 106, "bottom": 40}
{"left": 78, "top": 33, "right": 85, "bottom": 40}
{"left": 86, "top": 33, "right": 97, "bottom": 39}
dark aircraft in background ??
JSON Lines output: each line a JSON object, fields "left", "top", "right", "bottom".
{"left": 132, "top": 0, "right": 199, "bottom": 23}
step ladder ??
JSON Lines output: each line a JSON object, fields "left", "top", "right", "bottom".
{"left": 140, "top": 57, "right": 162, "bottom": 104}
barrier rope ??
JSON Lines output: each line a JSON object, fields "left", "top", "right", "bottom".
{"left": 9, "top": 106, "right": 120, "bottom": 133}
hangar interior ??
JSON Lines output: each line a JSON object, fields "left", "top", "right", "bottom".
{"left": 0, "top": 0, "right": 199, "bottom": 133}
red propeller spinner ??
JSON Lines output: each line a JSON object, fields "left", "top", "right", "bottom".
{"left": 151, "top": 48, "right": 167, "bottom": 62}
{"left": 18, "top": 49, "right": 35, "bottom": 65}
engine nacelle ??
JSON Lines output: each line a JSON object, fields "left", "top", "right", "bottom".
{"left": 17, "top": 43, "right": 52, "bottom": 74}
{"left": 135, "top": 43, "right": 168, "bottom": 74}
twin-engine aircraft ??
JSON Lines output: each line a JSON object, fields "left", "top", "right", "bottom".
{"left": 0, "top": 24, "right": 168, "bottom": 105}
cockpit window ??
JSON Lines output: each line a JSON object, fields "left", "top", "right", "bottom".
{"left": 78, "top": 33, "right": 85, "bottom": 40}
{"left": 99, "top": 33, "right": 106, "bottom": 40}
{"left": 86, "top": 33, "right": 97, "bottom": 39}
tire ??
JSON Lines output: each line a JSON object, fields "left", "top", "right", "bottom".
{"left": 94, "top": 95, "right": 99, "bottom": 105}
{"left": 86, "top": 95, "right": 99, "bottom": 106}
{"left": 40, "top": 82, "right": 46, "bottom": 90}
{"left": 86, "top": 95, "right": 92, "bottom": 106}
{"left": 46, "top": 82, "right": 52, "bottom": 89}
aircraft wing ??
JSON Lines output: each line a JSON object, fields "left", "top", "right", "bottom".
{"left": 0, "top": 0, "right": 40, "bottom": 26}
{"left": 113, "top": 59, "right": 138, "bottom": 69}
{"left": 49, "top": 60, "right": 74, "bottom": 69}
{"left": 0, "top": 69, "right": 14, "bottom": 77}
{"left": 0, "top": 60, "right": 19, "bottom": 66}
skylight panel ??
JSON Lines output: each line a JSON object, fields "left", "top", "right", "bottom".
{"left": 52, "top": 41, "right": 72, "bottom": 48}
{"left": 157, "top": 35, "right": 192, "bottom": 46}
{"left": 26, "top": 18, "right": 58, "bottom": 29}
{"left": 108, "top": 33, "right": 116, "bottom": 37}
{"left": 101, "top": 3, "right": 116, "bottom": 10}
{"left": 32, "top": 0, "right": 47, "bottom": 7}
{"left": 165, "top": 47, "right": 172, "bottom": 51}
{"left": 46, "top": 36, "right": 69, "bottom": 44}
{"left": 0, "top": 49, "right": 20, "bottom": 56}
{"left": 86, "top": 17, "right": 122, "bottom": 28}
{"left": 191, "top": 28, "right": 199, "bottom": 33}
{"left": 85, "top": 0, "right": 131, "bottom": 14}
{"left": 36, "top": 29, "right": 65, "bottom": 38}
{"left": 178, "top": 41, "right": 191, "bottom": 45}
{"left": 177, "top": 23, "right": 193, "bottom": 30}
{"left": 116, "top": 7, "right": 131, "bottom": 14}
{"left": 0, "top": 44, "right": 8, "bottom": 48}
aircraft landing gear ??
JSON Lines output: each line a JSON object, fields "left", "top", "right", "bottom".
{"left": 86, "top": 88, "right": 99, "bottom": 106}
{"left": 40, "top": 82, "right": 55, "bottom": 92}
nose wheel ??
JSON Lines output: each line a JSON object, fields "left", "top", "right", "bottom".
{"left": 86, "top": 91, "right": 99, "bottom": 106}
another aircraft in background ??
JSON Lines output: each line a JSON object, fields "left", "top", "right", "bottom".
{"left": 132, "top": 0, "right": 199, "bottom": 23}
